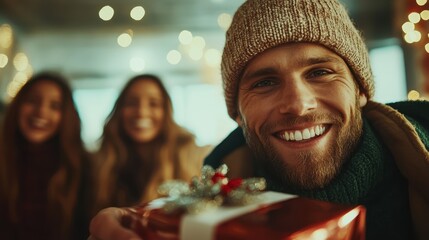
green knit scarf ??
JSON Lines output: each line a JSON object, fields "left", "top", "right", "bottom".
{"left": 258, "top": 119, "right": 384, "bottom": 204}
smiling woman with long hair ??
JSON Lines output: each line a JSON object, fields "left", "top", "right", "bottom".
{"left": 92, "top": 74, "right": 212, "bottom": 212}
{"left": 0, "top": 72, "right": 92, "bottom": 240}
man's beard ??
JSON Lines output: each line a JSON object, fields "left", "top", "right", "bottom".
{"left": 241, "top": 103, "right": 363, "bottom": 190}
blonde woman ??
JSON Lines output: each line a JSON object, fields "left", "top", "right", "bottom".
{"left": 92, "top": 74, "right": 211, "bottom": 213}
{"left": 0, "top": 72, "right": 92, "bottom": 239}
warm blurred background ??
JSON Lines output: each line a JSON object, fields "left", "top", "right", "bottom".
{"left": 0, "top": 0, "right": 428, "bottom": 150}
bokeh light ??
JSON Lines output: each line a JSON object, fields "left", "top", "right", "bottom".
{"left": 99, "top": 5, "right": 114, "bottom": 21}
{"left": 178, "top": 30, "right": 193, "bottom": 45}
{"left": 130, "top": 6, "right": 145, "bottom": 21}
{"left": 167, "top": 50, "right": 182, "bottom": 65}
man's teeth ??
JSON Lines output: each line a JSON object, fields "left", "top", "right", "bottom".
{"left": 281, "top": 125, "right": 326, "bottom": 141}
{"left": 136, "top": 119, "right": 153, "bottom": 128}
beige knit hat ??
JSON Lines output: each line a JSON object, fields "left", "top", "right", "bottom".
{"left": 222, "top": 0, "right": 374, "bottom": 119}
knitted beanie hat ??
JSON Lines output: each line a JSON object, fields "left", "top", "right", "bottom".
{"left": 222, "top": 0, "right": 374, "bottom": 119}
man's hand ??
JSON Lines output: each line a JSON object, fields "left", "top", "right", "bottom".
{"left": 88, "top": 207, "right": 142, "bottom": 240}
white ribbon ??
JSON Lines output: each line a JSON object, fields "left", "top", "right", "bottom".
{"left": 180, "top": 191, "right": 296, "bottom": 240}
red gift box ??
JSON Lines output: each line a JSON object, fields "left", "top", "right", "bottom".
{"left": 123, "top": 191, "right": 366, "bottom": 240}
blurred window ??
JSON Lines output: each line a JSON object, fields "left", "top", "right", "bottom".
{"left": 369, "top": 45, "right": 407, "bottom": 103}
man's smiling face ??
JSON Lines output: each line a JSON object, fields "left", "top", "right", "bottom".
{"left": 236, "top": 43, "right": 367, "bottom": 189}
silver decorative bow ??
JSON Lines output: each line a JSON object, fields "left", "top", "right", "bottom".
{"left": 157, "top": 164, "right": 266, "bottom": 214}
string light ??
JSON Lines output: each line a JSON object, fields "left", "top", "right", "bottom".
{"left": 417, "top": 0, "right": 428, "bottom": 6}
{"left": 99, "top": 5, "right": 114, "bottom": 21}
{"left": 178, "top": 30, "right": 193, "bottom": 45}
{"left": 402, "top": 0, "right": 429, "bottom": 52}
{"left": 408, "top": 90, "right": 421, "bottom": 100}
{"left": 0, "top": 24, "right": 13, "bottom": 49}
{"left": 217, "top": 13, "right": 232, "bottom": 30}
{"left": 13, "top": 53, "right": 29, "bottom": 71}
{"left": 117, "top": 30, "right": 133, "bottom": 47}
{"left": 166, "top": 50, "right": 181, "bottom": 65}
{"left": 130, "top": 6, "right": 145, "bottom": 21}
{"left": 0, "top": 54, "right": 8, "bottom": 68}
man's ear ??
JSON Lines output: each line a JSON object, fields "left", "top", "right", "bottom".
{"left": 359, "top": 92, "right": 367, "bottom": 107}
{"left": 235, "top": 113, "right": 243, "bottom": 127}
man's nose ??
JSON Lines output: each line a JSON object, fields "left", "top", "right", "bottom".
{"left": 277, "top": 80, "right": 317, "bottom": 116}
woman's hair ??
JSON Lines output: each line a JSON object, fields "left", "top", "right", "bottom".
{"left": 0, "top": 71, "right": 86, "bottom": 236}
{"left": 94, "top": 74, "right": 196, "bottom": 209}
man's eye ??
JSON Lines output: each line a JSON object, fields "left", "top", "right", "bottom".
{"left": 252, "top": 79, "right": 276, "bottom": 88}
{"left": 308, "top": 69, "right": 330, "bottom": 78}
